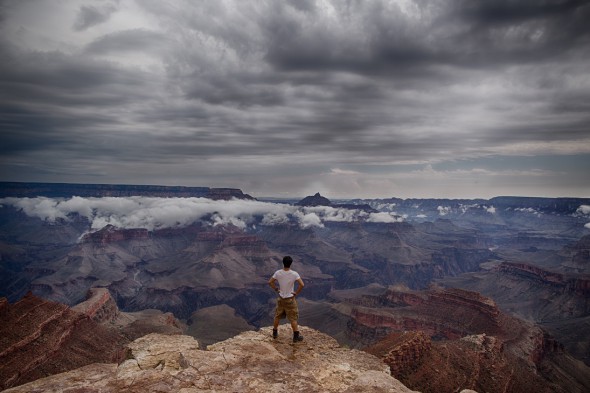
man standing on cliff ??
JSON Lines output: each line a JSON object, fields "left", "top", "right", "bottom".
{"left": 268, "top": 256, "right": 305, "bottom": 342}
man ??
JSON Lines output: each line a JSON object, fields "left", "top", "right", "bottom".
{"left": 268, "top": 255, "right": 305, "bottom": 342}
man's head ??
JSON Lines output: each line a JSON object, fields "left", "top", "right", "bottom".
{"left": 282, "top": 255, "right": 293, "bottom": 268}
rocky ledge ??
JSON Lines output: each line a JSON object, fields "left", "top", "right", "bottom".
{"left": 498, "top": 262, "right": 590, "bottom": 295}
{"left": 4, "top": 326, "right": 418, "bottom": 393}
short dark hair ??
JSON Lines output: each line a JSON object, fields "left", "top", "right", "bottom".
{"left": 283, "top": 256, "right": 293, "bottom": 268}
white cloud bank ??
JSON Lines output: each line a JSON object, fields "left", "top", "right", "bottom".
{"left": 0, "top": 196, "right": 404, "bottom": 231}
{"left": 578, "top": 206, "right": 590, "bottom": 229}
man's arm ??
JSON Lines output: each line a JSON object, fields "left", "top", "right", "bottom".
{"left": 268, "top": 277, "right": 279, "bottom": 293}
{"left": 292, "top": 278, "right": 305, "bottom": 296}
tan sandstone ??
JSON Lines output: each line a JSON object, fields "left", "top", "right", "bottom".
{"left": 4, "top": 325, "right": 418, "bottom": 393}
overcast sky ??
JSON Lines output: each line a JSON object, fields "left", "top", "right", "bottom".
{"left": 1, "top": 0, "right": 589, "bottom": 199}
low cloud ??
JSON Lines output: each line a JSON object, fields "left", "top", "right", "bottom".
{"left": 437, "top": 206, "right": 451, "bottom": 216}
{"left": 0, "top": 196, "right": 400, "bottom": 231}
{"left": 366, "top": 212, "right": 404, "bottom": 223}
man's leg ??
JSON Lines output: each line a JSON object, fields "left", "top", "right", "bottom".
{"left": 291, "top": 319, "right": 303, "bottom": 342}
{"left": 289, "top": 301, "right": 303, "bottom": 342}
{"left": 272, "top": 317, "right": 279, "bottom": 339}
{"left": 272, "top": 300, "right": 282, "bottom": 338}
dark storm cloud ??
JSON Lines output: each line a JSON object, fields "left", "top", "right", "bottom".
{"left": 182, "top": 73, "right": 286, "bottom": 107}
{"left": 265, "top": 0, "right": 590, "bottom": 73}
{"left": 0, "top": 44, "right": 151, "bottom": 104}
{"left": 73, "top": 3, "right": 118, "bottom": 31}
{"left": 84, "top": 29, "right": 172, "bottom": 55}
{"left": 449, "top": 0, "right": 590, "bottom": 66}
{"left": 460, "top": 0, "right": 588, "bottom": 24}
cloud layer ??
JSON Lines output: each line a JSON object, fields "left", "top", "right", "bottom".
{"left": 1, "top": 0, "right": 589, "bottom": 198}
{"left": 0, "top": 196, "right": 398, "bottom": 231}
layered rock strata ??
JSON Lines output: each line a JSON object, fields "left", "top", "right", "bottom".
{"left": 339, "top": 287, "right": 502, "bottom": 345}
{"left": 497, "top": 262, "right": 590, "bottom": 295}
{"left": 348, "top": 286, "right": 590, "bottom": 393}
{"left": 72, "top": 287, "right": 184, "bottom": 340}
{"left": 0, "top": 292, "right": 128, "bottom": 390}
{"left": 0, "top": 289, "right": 184, "bottom": 390}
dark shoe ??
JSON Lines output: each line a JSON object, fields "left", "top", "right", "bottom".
{"left": 293, "top": 332, "right": 303, "bottom": 342}
{"left": 272, "top": 329, "right": 278, "bottom": 339}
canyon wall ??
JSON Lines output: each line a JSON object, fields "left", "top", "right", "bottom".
{"left": 0, "top": 292, "right": 127, "bottom": 390}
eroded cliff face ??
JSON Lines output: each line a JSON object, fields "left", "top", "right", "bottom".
{"left": 72, "top": 287, "right": 184, "bottom": 340}
{"left": 0, "top": 292, "right": 128, "bottom": 390}
{"left": 0, "top": 289, "right": 184, "bottom": 390}
{"left": 438, "top": 258, "right": 590, "bottom": 366}
{"left": 338, "top": 287, "right": 502, "bottom": 345}
{"left": 3, "top": 326, "right": 418, "bottom": 393}
{"left": 72, "top": 287, "right": 120, "bottom": 323}
{"left": 301, "top": 285, "right": 590, "bottom": 393}
{"left": 567, "top": 235, "right": 590, "bottom": 267}
{"left": 366, "top": 330, "right": 566, "bottom": 393}
{"left": 498, "top": 262, "right": 590, "bottom": 296}
{"left": 375, "top": 292, "right": 590, "bottom": 393}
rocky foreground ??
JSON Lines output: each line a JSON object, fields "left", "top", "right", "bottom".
{"left": 4, "top": 326, "right": 422, "bottom": 393}
{"left": 0, "top": 290, "right": 183, "bottom": 390}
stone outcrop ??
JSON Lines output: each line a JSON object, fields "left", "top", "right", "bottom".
{"left": 0, "top": 292, "right": 128, "bottom": 390}
{"left": 342, "top": 287, "right": 502, "bottom": 345}
{"left": 72, "top": 287, "right": 120, "bottom": 323}
{"left": 296, "top": 192, "right": 332, "bottom": 206}
{"left": 310, "top": 284, "right": 590, "bottom": 393}
{"left": 295, "top": 192, "right": 377, "bottom": 212}
{"left": 4, "top": 326, "right": 418, "bottom": 393}
{"left": 365, "top": 331, "right": 432, "bottom": 376}
{"left": 498, "top": 262, "right": 590, "bottom": 295}
{"left": 72, "top": 287, "right": 184, "bottom": 340}
{"left": 367, "top": 326, "right": 590, "bottom": 393}
{"left": 0, "top": 289, "right": 185, "bottom": 390}
{"left": 366, "top": 329, "right": 562, "bottom": 393}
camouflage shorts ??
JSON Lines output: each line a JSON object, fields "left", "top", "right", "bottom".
{"left": 274, "top": 296, "right": 299, "bottom": 322}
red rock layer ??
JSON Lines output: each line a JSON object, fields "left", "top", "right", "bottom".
{"left": 81, "top": 225, "right": 150, "bottom": 244}
{"left": 0, "top": 292, "right": 128, "bottom": 390}
{"left": 355, "top": 286, "right": 589, "bottom": 393}
{"left": 498, "top": 262, "right": 590, "bottom": 295}
{"left": 72, "top": 287, "right": 120, "bottom": 323}
{"left": 347, "top": 287, "right": 501, "bottom": 342}
{"left": 365, "top": 331, "right": 432, "bottom": 376}
{"left": 367, "top": 331, "right": 556, "bottom": 393}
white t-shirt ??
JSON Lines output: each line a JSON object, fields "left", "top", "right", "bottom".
{"left": 272, "top": 269, "right": 301, "bottom": 299}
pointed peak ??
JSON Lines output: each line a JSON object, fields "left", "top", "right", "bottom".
{"left": 296, "top": 193, "right": 332, "bottom": 207}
